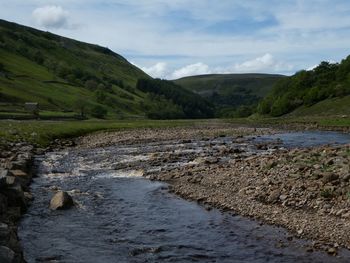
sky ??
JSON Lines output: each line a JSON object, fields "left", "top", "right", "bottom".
{"left": 1, "top": 0, "right": 350, "bottom": 79}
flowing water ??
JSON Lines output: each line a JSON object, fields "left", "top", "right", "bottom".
{"left": 19, "top": 131, "right": 350, "bottom": 263}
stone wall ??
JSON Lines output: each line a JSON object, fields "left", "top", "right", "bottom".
{"left": 0, "top": 142, "right": 35, "bottom": 263}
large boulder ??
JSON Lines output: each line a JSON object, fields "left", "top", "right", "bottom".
{"left": 49, "top": 191, "right": 74, "bottom": 210}
{"left": 3, "top": 185, "right": 27, "bottom": 213}
{"left": 0, "top": 246, "right": 15, "bottom": 263}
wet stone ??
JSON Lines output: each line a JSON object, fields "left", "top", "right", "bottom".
{"left": 49, "top": 191, "right": 74, "bottom": 210}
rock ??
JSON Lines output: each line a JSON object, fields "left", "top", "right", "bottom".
{"left": 341, "top": 174, "right": 350, "bottom": 182}
{"left": 5, "top": 176, "right": 16, "bottom": 186}
{"left": 0, "top": 169, "right": 9, "bottom": 188}
{"left": 3, "top": 185, "right": 27, "bottom": 212}
{"left": 0, "top": 223, "right": 10, "bottom": 244}
{"left": 50, "top": 191, "right": 74, "bottom": 210}
{"left": 0, "top": 246, "right": 15, "bottom": 263}
{"left": 6, "top": 207, "right": 21, "bottom": 222}
{"left": 327, "top": 247, "right": 337, "bottom": 256}
{"left": 205, "top": 157, "right": 219, "bottom": 164}
{"left": 256, "top": 143, "right": 268, "bottom": 150}
{"left": 321, "top": 173, "right": 339, "bottom": 184}
{"left": 8, "top": 160, "right": 27, "bottom": 170}
{"left": 279, "top": 194, "right": 288, "bottom": 201}
{"left": 267, "top": 190, "right": 280, "bottom": 203}
{"left": 335, "top": 209, "right": 346, "bottom": 216}
{"left": 9, "top": 170, "right": 27, "bottom": 178}
{"left": 326, "top": 159, "right": 334, "bottom": 166}
{"left": 23, "top": 192, "right": 34, "bottom": 202}
{"left": 0, "top": 194, "right": 8, "bottom": 215}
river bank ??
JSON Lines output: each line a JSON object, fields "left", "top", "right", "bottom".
{"left": 0, "top": 141, "right": 35, "bottom": 262}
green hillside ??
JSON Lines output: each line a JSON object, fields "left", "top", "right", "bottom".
{"left": 174, "top": 73, "right": 285, "bottom": 117}
{"left": 0, "top": 20, "right": 210, "bottom": 121}
{"left": 258, "top": 58, "right": 350, "bottom": 117}
{"left": 0, "top": 19, "right": 152, "bottom": 119}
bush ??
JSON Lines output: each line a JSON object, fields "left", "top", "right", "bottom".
{"left": 257, "top": 97, "right": 272, "bottom": 114}
{"left": 270, "top": 96, "right": 292, "bottom": 117}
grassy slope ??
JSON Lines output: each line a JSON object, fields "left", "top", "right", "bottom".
{"left": 175, "top": 73, "right": 285, "bottom": 97}
{"left": 0, "top": 19, "right": 149, "bottom": 118}
{"left": 287, "top": 95, "right": 350, "bottom": 117}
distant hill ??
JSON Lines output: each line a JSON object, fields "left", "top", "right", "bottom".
{"left": 0, "top": 19, "right": 212, "bottom": 119}
{"left": 258, "top": 58, "right": 350, "bottom": 117}
{"left": 174, "top": 73, "right": 285, "bottom": 117}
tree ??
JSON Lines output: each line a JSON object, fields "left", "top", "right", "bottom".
{"left": 74, "top": 98, "right": 87, "bottom": 118}
{"left": 270, "top": 96, "right": 292, "bottom": 117}
{"left": 90, "top": 105, "right": 107, "bottom": 119}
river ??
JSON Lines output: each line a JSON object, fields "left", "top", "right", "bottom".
{"left": 19, "top": 131, "right": 350, "bottom": 262}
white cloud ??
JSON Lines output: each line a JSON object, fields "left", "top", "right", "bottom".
{"left": 170, "top": 62, "right": 211, "bottom": 79}
{"left": 231, "top": 53, "right": 292, "bottom": 73}
{"left": 143, "top": 54, "right": 293, "bottom": 79}
{"left": 140, "top": 62, "right": 168, "bottom": 78}
{"left": 32, "top": 5, "right": 69, "bottom": 29}
{"left": 1, "top": 0, "right": 349, "bottom": 74}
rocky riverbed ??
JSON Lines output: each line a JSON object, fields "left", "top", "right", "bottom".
{"left": 2, "top": 123, "right": 350, "bottom": 262}
{"left": 75, "top": 126, "right": 350, "bottom": 255}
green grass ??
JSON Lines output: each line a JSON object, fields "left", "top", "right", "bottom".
{"left": 0, "top": 19, "right": 149, "bottom": 119}
{"left": 0, "top": 119, "right": 195, "bottom": 146}
{"left": 287, "top": 96, "right": 350, "bottom": 117}
{"left": 227, "top": 115, "right": 350, "bottom": 129}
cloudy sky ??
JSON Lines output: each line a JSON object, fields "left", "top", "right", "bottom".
{"left": 1, "top": 0, "right": 350, "bottom": 79}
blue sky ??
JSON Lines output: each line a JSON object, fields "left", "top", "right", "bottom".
{"left": 1, "top": 0, "right": 350, "bottom": 79}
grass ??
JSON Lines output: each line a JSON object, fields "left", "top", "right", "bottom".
{"left": 0, "top": 119, "right": 195, "bottom": 146}
{"left": 288, "top": 96, "right": 350, "bottom": 118}
{"left": 0, "top": 19, "right": 149, "bottom": 118}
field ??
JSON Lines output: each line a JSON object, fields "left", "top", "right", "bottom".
{"left": 0, "top": 119, "right": 197, "bottom": 146}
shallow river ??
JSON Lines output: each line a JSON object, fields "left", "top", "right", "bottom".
{"left": 19, "top": 131, "right": 350, "bottom": 262}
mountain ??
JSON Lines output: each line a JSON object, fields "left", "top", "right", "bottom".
{"left": 136, "top": 78, "right": 214, "bottom": 119}
{"left": 257, "top": 58, "right": 350, "bottom": 117}
{"left": 0, "top": 19, "right": 212, "bottom": 120}
{"left": 174, "top": 73, "right": 285, "bottom": 117}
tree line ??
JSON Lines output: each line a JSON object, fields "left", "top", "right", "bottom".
{"left": 137, "top": 78, "right": 214, "bottom": 119}
{"left": 258, "top": 57, "right": 350, "bottom": 116}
